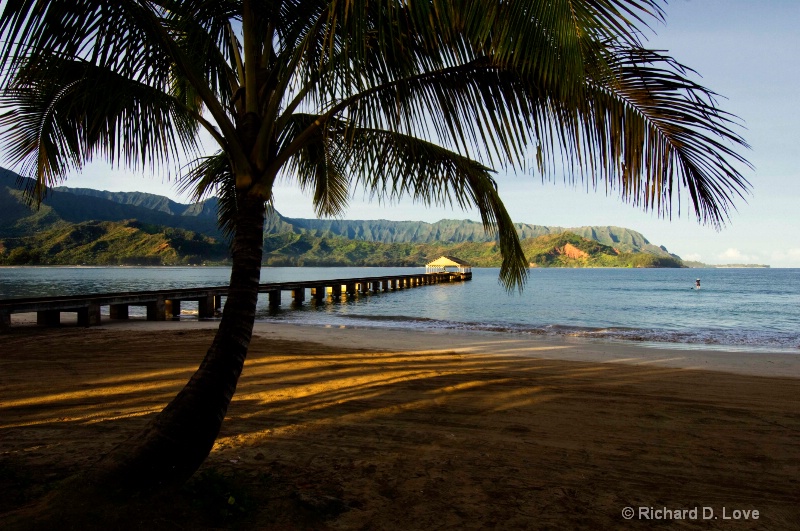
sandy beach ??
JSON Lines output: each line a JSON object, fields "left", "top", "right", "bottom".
{"left": 1, "top": 317, "right": 799, "bottom": 529}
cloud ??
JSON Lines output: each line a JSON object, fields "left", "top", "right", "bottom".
{"left": 718, "top": 248, "right": 753, "bottom": 262}
{"left": 770, "top": 248, "right": 800, "bottom": 267}
{"left": 683, "top": 253, "right": 702, "bottom": 262}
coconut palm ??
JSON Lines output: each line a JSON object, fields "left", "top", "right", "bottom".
{"left": 0, "top": 0, "right": 749, "bottom": 494}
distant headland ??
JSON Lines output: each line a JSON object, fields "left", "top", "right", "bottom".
{"left": 683, "top": 261, "right": 770, "bottom": 269}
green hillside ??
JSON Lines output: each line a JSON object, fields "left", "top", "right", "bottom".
{"left": 259, "top": 231, "right": 682, "bottom": 268}
{"left": 0, "top": 168, "right": 221, "bottom": 238}
{"left": 524, "top": 233, "right": 683, "bottom": 268}
{"left": 279, "top": 217, "right": 675, "bottom": 257}
{"left": 1, "top": 167, "right": 679, "bottom": 257}
{"left": 0, "top": 166, "right": 684, "bottom": 268}
{"left": 1, "top": 221, "right": 683, "bottom": 268}
{"left": 0, "top": 220, "right": 228, "bottom": 266}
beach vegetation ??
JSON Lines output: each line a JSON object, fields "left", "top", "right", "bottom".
{"left": 0, "top": 0, "right": 749, "bottom": 516}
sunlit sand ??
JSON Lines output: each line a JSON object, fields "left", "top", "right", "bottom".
{"left": 1, "top": 319, "right": 798, "bottom": 528}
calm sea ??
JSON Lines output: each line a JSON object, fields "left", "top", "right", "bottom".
{"left": 2, "top": 266, "right": 798, "bottom": 352}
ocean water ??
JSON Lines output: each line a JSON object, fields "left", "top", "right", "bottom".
{"left": 1, "top": 266, "right": 798, "bottom": 352}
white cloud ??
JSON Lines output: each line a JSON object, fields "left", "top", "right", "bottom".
{"left": 769, "top": 248, "right": 800, "bottom": 267}
{"left": 718, "top": 248, "right": 751, "bottom": 262}
{"left": 716, "top": 248, "right": 769, "bottom": 264}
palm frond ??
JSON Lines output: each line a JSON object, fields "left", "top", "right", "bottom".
{"left": 579, "top": 47, "right": 751, "bottom": 227}
{"left": 181, "top": 151, "right": 238, "bottom": 239}
{"left": 279, "top": 114, "right": 350, "bottom": 218}
{"left": 271, "top": 0, "right": 660, "bottom": 174}
{"left": 166, "top": 1, "right": 240, "bottom": 107}
{"left": 280, "top": 45, "right": 749, "bottom": 231}
{"left": 1, "top": 2, "right": 171, "bottom": 87}
{"left": 282, "top": 118, "right": 528, "bottom": 290}
{"left": 0, "top": 55, "right": 200, "bottom": 199}
{"left": 352, "top": 129, "right": 528, "bottom": 292}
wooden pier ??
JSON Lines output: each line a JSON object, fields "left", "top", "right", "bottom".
{"left": 0, "top": 271, "right": 470, "bottom": 331}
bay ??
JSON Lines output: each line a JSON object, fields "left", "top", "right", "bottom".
{"left": 1, "top": 266, "right": 798, "bottom": 352}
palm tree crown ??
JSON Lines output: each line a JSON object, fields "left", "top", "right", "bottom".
{"left": 1, "top": 0, "right": 749, "bottom": 290}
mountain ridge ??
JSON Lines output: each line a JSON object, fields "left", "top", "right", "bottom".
{"left": 1, "top": 167, "right": 681, "bottom": 261}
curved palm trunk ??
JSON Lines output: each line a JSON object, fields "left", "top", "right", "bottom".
{"left": 89, "top": 192, "right": 266, "bottom": 494}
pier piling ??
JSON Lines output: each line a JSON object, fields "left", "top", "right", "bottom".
{"left": 268, "top": 290, "right": 281, "bottom": 307}
{"left": 0, "top": 271, "right": 470, "bottom": 331}
{"left": 147, "top": 298, "right": 166, "bottom": 321}
{"left": 292, "top": 289, "right": 305, "bottom": 305}
{"left": 110, "top": 304, "right": 129, "bottom": 320}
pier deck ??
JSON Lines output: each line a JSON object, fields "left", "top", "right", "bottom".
{"left": 0, "top": 271, "right": 470, "bottom": 330}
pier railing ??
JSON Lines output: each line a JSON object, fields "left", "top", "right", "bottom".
{"left": 0, "top": 271, "right": 471, "bottom": 331}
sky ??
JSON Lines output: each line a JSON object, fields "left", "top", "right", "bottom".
{"left": 3, "top": 0, "right": 799, "bottom": 266}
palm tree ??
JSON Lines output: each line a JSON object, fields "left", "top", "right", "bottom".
{"left": 0, "top": 0, "right": 749, "bottom": 495}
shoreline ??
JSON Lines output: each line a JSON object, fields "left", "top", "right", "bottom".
{"left": 253, "top": 321, "right": 800, "bottom": 378}
{"left": 2, "top": 317, "right": 799, "bottom": 528}
{"left": 249, "top": 321, "right": 800, "bottom": 379}
{"left": 0, "top": 320, "right": 800, "bottom": 531}
{"left": 6, "top": 312, "right": 800, "bottom": 378}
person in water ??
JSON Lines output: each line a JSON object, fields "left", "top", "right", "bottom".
{"left": 695, "top": 279, "right": 701, "bottom": 289}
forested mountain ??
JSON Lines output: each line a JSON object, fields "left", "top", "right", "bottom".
{"left": 0, "top": 169, "right": 220, "bottom": 238}
{"left": 259, "top": 231, "right": 682, "bottom": 268}
{"left": 285, "top": 216, "right": 675, "bottom": 257}
{"left": 0, "top": 167, "right": 683, "bottom": 267}
{"left": 54, "top": 186, "right": 220, "bottom": 218}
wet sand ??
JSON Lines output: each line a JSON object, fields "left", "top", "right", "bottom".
{"left": 1, "top": 319, "right": 798, "bottom": 529}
